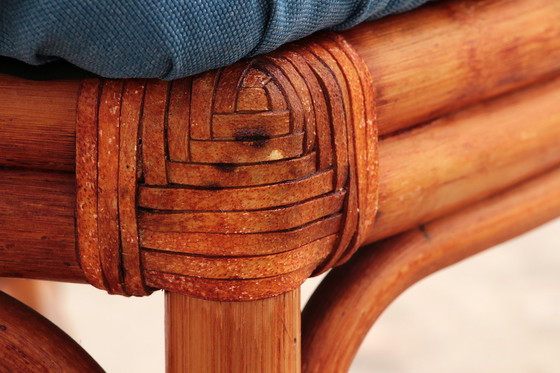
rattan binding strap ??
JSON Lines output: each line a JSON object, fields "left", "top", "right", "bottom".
{"left": 76, "top": 33, "right": 378, "bottom": 301}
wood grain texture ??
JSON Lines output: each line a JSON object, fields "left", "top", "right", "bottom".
{"left": 167, "top": 78, "right": 191, "bottom": 162}
{"left": 167, "top": 152, "right": 317, "bottom": 187}
{"left": 119, "top": 80, "right": 149, "bottom": 296}
{"left": 0, "top": 168, "right": 84, "bottom": 282}
{"left": 0, "top": 75, "right": 80, "bottom": 171}
{"left": 3, "top": 1, "right": 560, "bottom": 301}
{"left": 4, "top": 72, "right": 560, "bottom": 292}
{"left": 75, "top": 34, "right": 378, "bottom": 301}
{"left": 302, "top": 165, "right": 560, "bottom": 373}
{"left": 166, "top": 289, "right": 300, "bottom": 373}
{"left": 142, "top": 80, "right": 169, "bottom": 185}
{"left": 343, "top": 0, "right": 560, "bottom": 135}
{"left": 1, "top": 6, "right": 559, "bottom": 372}
{"left": 97, "top": 80, "right": 125, "bottom": 294}
{"left": 367, "top": 74, "right": 560, "bottom": 243}
{"left": 139, "top": 170, "right": 334, "bottom": 211}
{"left": 0, "top": 291, "right": 104, "bottom": 373}
{"left": 3, "top": 0, "right": 560, "bottom": 173}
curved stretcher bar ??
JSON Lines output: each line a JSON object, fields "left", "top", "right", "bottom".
{"left": 0, "top": 291, "right": 104, "bottom": 373}
{"left": 302, "top": 165, "right": 560, "bottom": 373}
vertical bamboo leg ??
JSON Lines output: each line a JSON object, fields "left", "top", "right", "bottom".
{"left": 166, "top": 289, "right": 301, "bottom": 373}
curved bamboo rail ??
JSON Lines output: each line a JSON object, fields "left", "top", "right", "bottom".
{"left": 302, "top": 165, "right": 560, "bottom": 373}
{"left": 0, "top": 291, "right": 104, "bottom": 373}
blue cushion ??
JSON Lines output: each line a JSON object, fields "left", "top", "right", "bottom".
{"left": 0, "top": 0, "right": 432, "bottom": 79}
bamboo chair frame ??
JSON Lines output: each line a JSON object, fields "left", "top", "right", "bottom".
{"left": 1, "top": 0, "right": 560, "bottom": 371}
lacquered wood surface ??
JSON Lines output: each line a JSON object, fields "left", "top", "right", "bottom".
{"left": 0, "top": 168, "right": 83, "bottom": 282}
{"left": 0, "top": 75, "right": 79, "bottom": 171}
{"left": 2, "top": 74, "right": 560, "bottom": 284}
{"left": 2, "top": 0, "right": 560, "bottom": 171}
{"left": 71, "top": 34, "right": 378, "bottom": 300}
{"left": 302, "top": 165, "right": 560, "bottom": 373}
{"left": 166, "top": 289, "right": 301, "bottom": 373}
{"left": 344, "top": 0, "right": 560, "bottom": 134}
{"left": 0, "top": 291, "right": 104, "bottom": 373}
{"left": 367, "top": 75, "right": 560, "bottom": 243}
{"left": 0, "top": 1, "right": 558, "bottom": 372}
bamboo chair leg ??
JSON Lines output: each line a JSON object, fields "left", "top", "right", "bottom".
{"left": 165, "top": 289, "right": 301, "bottom": 373}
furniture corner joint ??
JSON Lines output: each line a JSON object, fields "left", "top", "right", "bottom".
{"left": 75, "top": 32, "right": 379, "bottom": 301}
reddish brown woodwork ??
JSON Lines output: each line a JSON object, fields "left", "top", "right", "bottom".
{"left": 166, "top": 289, "right": 301, "bottom": 373}
{"left": 75, "top": 34, "right": 378, "bottom": 301}
{"left": 4, "top": 71, "right": 560, "bottom": 294}
{"left": 0, "top": 168, "right": 84, "bottom": 283}
{"left": 0, "top": 291, "right": 104, "bottom": 373}
{"left": 302, "top": 165, "right": 560, "bottom": 373}
{"left": 75, "top": 68, "right": 560, "bottom": 300}
{"left": 3, "top": 0, "right": 560, "bottom": 173}
{"left": 368, "top": 74, "right": 560, "bottom": 243}
{"left": 344, "top": 0, "right": 560, "bottom": 135}
{"left": 75, "top": 79, "right": 105, "bottom": 291}
{"left": 1, "top": 3, "right": 559, "bottom": 372}
{"left": 0, "top": 75, "right": 80, "bottom": 171}
{"left": 1, "top": 0, "right": 559, "bottom": 302}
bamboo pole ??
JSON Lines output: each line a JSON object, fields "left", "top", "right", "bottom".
{"left": 2, "top": 0, "right": 560, "bottom": 171}
{"left": 366, "top": 73, "right": 560, "bottom": 243}
{"left": 0, "top": 291, "right": 104, "bottom": 372}
{"left": 302, "top": 165, "right": 560, "bottom": 373}
{"left": 166, "top": 289, "right": 301, "bottom": 373}
{"left": 0, "top": 168, "right": 84, "bottom": 283}
{"left": 2, "top": 75, "right": 560, "bottom": 281}
{"left": 343, "top": 0, "right": 560, "bottom": 135}
{"left": 0, "top": 75, "right": 79, "bottom": 171}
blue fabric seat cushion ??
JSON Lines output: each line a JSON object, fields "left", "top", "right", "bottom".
{"left": 0, "top": 0, "right": 432, "bottom": 79}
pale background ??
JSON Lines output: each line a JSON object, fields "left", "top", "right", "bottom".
{"left": 4, "top": 217, "right": 560, "bottom": 372}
